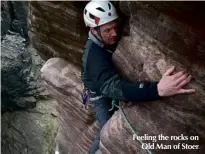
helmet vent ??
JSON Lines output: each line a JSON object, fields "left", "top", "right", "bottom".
{"left": 89, "top": 13, "right": 95, "bottom": 20}
{"left": 96, "top": 7, "right": 105, "bottom": 12}
{"left": 84, "top": 9, "right": 87, "bottom": 15}
{"left": 108, "top": 3, "right": 111, "bottom": 10}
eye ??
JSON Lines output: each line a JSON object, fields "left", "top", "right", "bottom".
{"left": 105, "top": 28, "right": 110, "bottom": 33}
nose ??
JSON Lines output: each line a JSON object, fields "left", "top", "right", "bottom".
{"left": 111, "top": 28, "right": 117, "bottom": 37}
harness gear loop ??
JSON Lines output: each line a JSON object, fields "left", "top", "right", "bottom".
{"left": 81, "top": 85, "right": 89, "bottom": 109}
{"left": 109, "top": 100, "right": 152, "bottom": 154}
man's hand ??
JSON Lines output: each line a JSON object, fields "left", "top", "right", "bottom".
{"left": 157, "top": 66, "right": 196, "bottom": 97}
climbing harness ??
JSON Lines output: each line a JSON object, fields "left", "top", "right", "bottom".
{"left": 109, "top": 100, "right": 152, "bottom": 154}
{"left": 81, "top": 85, "right": 89, "bottom": 105}
{"left": 81, "top": 85, "right": 104, "bottom": 106}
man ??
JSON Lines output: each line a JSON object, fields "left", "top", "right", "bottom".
{"left": 81, "top": 1, "right": 195, "bottom": 154}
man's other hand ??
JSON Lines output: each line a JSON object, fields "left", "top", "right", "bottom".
{"left": 157, "top": 66, "right": 196, "bottom": 97}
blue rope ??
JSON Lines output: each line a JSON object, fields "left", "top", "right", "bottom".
{"left": 109, "top": 100, "right": 152, "bottom": 154}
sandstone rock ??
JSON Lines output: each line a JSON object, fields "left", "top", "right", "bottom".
{"left": 27, "top": 1, "right": 87, "bottom": 66}
{"left": 41, "top": 58, "right": 98, "bottom": 154}
{"left": 97, "top": 2, "right": 205, "bottom": 154}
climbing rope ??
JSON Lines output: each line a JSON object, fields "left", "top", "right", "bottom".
{"left": 109, "top": 100, "right": 152, "bottom": 154}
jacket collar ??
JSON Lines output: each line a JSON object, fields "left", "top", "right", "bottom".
{"left": 88, "top": 31, "right": 104, "bottom": 48}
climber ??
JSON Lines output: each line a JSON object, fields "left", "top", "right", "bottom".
{"left": 81, "top": 1, "right": 195, "bottom": 154}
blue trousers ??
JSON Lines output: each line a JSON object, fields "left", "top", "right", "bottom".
{"left": 88, "top": 97, "right": 119, "bottom": 154}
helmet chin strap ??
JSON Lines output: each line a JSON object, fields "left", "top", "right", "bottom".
{"left": 95, "top": 27, "right": 105, "bottom": 45}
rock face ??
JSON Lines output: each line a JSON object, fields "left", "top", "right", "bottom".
{"left": 27, "top": 1, "right": 88, "bottom": 63}
{"left": 1, "top": 2, "right": 59, "bottom": 154}
{"left": 1, "top": 1, "right": 28, "bottom": 38}
{"left": 1, "top": 1, "right": 12, "bottom": 37}
{"left": 10, "top": 1, "right": 28, "bottom": 38}
{"left": 1, "top": 31, "right": 33, "bottom": 111}
{"left": 1, "top": 1, "right": 50, "bottom": 112}
{"left": 30, "top": 1, "right": 205, "bottom": 154}
{"left": 1, "top": 31, "right": 49, "bottom": 112}
{"left": 41, "top": 58, "right": 98, "bottom": 154}
{"left": 1, "top": 99, "right": 59, "bottom": 154}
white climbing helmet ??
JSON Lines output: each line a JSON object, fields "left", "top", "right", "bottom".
{"left": 83, "top": 1, "right": 119, "bottom": 28}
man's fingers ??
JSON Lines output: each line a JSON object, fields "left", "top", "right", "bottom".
{"left": 164, "top": 66, "right": 175, "bottom": 76}
{"left": 176, "top": 75, "right": 192, "bottom": 88}
{"left": 172, "top": 71, "right": 185, "bottom": 79}
{"left": 178, "top": 88, "right": 196, "bottom": 94}
{"left": 175, "top": 73, "right": 188, "bottom": 85}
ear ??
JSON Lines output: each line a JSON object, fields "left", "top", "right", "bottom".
{"left": 91, "top": 28, "right": 98, "bottom": 35}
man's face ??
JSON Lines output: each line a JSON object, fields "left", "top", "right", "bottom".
{"left": 99, "top": 20, "right": 119, "bottom": 45}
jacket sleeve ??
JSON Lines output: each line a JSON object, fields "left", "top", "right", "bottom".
{"left": 87, "top": 46, "right": 160, "bottom": 102}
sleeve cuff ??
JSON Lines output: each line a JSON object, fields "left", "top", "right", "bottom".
{"left": 122, "top": 81, "right": 161, "bottom": 102}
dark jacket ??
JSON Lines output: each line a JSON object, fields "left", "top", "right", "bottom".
{"left": 81, "top": 33, "right": 160, "bottom": 102}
